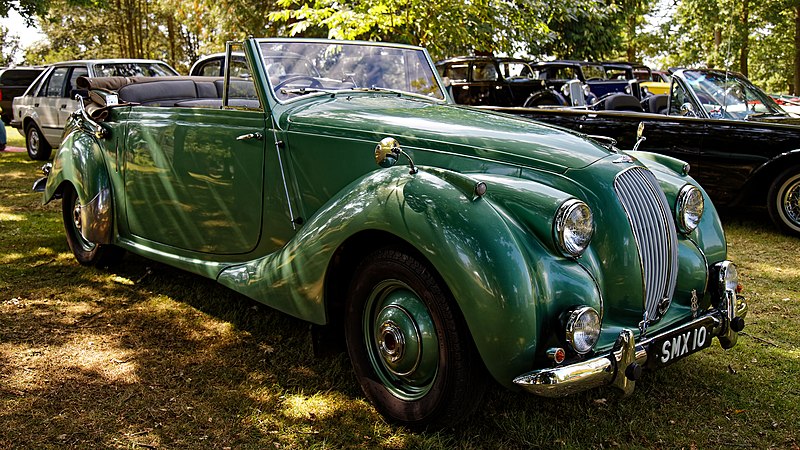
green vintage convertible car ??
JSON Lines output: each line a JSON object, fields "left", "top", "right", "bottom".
{"left": 36, "top": 38, "right": 747, "bottom": 428}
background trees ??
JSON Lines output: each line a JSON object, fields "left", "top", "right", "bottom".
{"left": 3, "top": 0, "right": 800, "bottom": 94}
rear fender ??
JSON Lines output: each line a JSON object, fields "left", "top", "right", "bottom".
{"left": 44, "top": 124, "right": 113, "bottom": 245}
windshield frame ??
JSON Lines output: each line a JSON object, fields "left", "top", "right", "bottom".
{"left": 254, "top": 38, "right": 449, "bottom": 105}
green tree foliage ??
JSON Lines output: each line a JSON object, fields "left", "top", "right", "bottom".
{"left": 0, "top": 25, "right": 20, "bottom": 66}
{"left": 662, "top": 0, "right": 800, "bottom": 93}
{"left": 12, "top": 0, "right": 800, "bottom": 94}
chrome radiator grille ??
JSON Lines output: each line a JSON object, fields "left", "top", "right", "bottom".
{"left": 614, "top": 166, "right": 679, "bottom": 323}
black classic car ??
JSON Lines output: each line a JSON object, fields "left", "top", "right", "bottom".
{"left": 489, "top": 68, "right": 800, "bottom": 235}
{"left": 530, "top": 60, "right": 641, "bottom": 105}
{"left": 435, "top": 56, "right": 562, "bottom": 106}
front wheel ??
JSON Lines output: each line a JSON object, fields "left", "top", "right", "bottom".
{"left": 62, "top": 184, "right": 125, "bottom": 266}
{"left": 345, "top": 248, "right": 488, "bottom": 429}
{"left": 767, "top": 166, "right": 800, "bottom": 236}
{"left": 26, "top": 123, "right": 52, "bottom": 161}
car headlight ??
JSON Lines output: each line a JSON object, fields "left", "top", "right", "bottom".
{"left": 718, "top": 260, "right": 738, "bottom": 294}
{"left": 554, "top": 199, "right": 593, "bottom": 257}
{"left": 565, "top": 306, "right": 601, "bottom": 354}
{"left": 675, "top": 184, "right": 704, "bottom": 233}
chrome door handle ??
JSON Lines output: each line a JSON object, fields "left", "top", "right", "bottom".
{"left": 236, "top": 132, "right": 263, "bottom": 141}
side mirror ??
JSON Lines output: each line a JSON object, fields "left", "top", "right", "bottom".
{"left": 680, "top": 102, "right": 696, "bottom": 117}
{"left": 632, "top": 122, "right": 646, "bottom": 151}
{"left": 375, "top": 137, "right": 400, "bottom": 168}
{"left": 374, "top": 137, "right": 418, "bottom": 174}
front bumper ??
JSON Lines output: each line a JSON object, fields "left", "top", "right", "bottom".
{"left": 513, "top": 288, "right": 747, "bottom": 397}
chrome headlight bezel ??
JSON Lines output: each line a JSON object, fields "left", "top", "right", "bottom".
{"left": 554, "top": 199, "right": 594, "bottom": 257}
{"left": 718, "top": 260, "right": 738, "bottom": 294}
{"left": 565, "top": 306, "right": 601, "bottom": 354}
{"left": 675, "top": 184, "right": 704, "bottom": 233}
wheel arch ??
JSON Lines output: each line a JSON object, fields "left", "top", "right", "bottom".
{"left": 43, "top": 129, "right": 115, "bottom": 245}
{"left": 738, "top": 150, "right": 800, "bottom": 206}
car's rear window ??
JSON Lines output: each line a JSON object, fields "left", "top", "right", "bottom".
{"left": 0, "top": 69, "right": 44, "bottom": 86}
{"left": 92, "top": 63, "right": 177, "bottom": 77}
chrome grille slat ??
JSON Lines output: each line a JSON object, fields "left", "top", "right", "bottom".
{"left": 614, "top": 167, "right": 679, "bottom": 323}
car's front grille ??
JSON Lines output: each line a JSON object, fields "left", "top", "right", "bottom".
{"left": 614, "top": 166, "right": 678, "bottom": 324}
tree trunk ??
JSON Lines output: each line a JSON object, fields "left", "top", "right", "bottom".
{"left": 627, "top": 5, "right": 637, "bottom": 62}
{"left": 739, "top": 0, "right": 749, "bottom": 76}
{"left": 711, "top": 28, "right": 722, "bottom": 68}
{"left": 795, "top": 6, "right": 800, "bottom": 94}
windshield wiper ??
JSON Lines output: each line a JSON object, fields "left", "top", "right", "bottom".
{"left": 745, "top": 111, "right": 787, "bottom": 119}
{"left": 279, "top": 87, "right": 333, "bottom": 95}
{"left": 350, "top": 86, "right": 443, "bottom": 102}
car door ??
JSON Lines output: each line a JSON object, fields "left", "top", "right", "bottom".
{"left": 122, "top": 102, "right": 269, "bottom": 255}
{"left": 34, "top": 66, "right": 70, "bottom": 145}
{"left": 56, "top": 66, "right": 87, "bottom": 127}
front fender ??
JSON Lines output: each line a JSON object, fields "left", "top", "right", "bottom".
{"left": 218, "top": 166, "right": 602, "bottom": 387}
{"left": 44, "top": 122, "right": 114, "bottom": 244}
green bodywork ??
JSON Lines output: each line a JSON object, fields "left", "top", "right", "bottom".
{"left": 44, "top": 38, "right": 729, "bottom": 388}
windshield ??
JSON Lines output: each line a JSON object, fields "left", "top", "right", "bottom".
{"left": 500, "top": 61, "right": 534, "bottom": 80}
{"left": 93, "top": 62, "right": 178, "bottom": 77}
{"left": 682, "top": 70, "right": 784, "bottom": 119}
{"left": 582, "top": 65, "right": 606, "bottom": 80}
{"left": 259, "top": 41, "right": 446, "bottom": 102}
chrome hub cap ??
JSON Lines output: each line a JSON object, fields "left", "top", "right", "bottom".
{"left": 30, "top": 131, "right": 39, "bottom": 152}
{"left": 72, "top": 204, "right": 83, "bottom": 232}
{"left": 378, "top": 320, "right": 406, "bottom": 364}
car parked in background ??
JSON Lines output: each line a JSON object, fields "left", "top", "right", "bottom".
{"left": 489, "top": 68, "right": 800, "bottom": 235}
{"left": 435, "top": 56, "right": 560, "bottom": 106}
{"left": 11, "top": 59, "right": 178, "bottom": 160}
{"left": 189, "top": 52, "right": 251, "bottom": 77}
{"left": 36, "top": 38, "right": 746, "bottom": 428}
{"left": 607, "top": 61, "right": 670, "bottom": 96}
{"left": 0, "top": 66, "right": 45, "bottom": 124}
{"left": 530, "top": 60, "right": 641, "bottom": 104}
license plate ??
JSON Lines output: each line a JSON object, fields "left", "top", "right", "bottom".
{"left": 646, "top": 322, "right": 713, "bottom": 369}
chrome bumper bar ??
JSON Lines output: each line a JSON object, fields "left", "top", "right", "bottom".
{"left": 513, "top": 290, "right": 747, "bottom": 398}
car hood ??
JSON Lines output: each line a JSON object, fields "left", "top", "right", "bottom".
{"left": 282, "top": 95, "right": 611, "bottom": 173}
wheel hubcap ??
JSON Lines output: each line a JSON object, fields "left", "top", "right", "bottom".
{"left": 73, "top": 204, "right": 83, "bottom": 232}
{"left": 365, "top": 281, "right": 439, "bottom": 400}
{"left": 784, "top": 180, "right": 800, "bottom": 225}
{"left": 30, "top": 130, "right": 39, "bottom": 153}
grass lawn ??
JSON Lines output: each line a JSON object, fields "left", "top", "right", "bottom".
{"left": 1, "top": 150, "right": 798, "bottom": 449}
{"left": 4, "top": 125, "right": 25, "bottom": 148}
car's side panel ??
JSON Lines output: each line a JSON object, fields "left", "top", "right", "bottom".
{"left": 121, "top": 107, "right": 267, "bottom": 255}
{"left": 218, "top": 165, "right": 609, "bottom": 387}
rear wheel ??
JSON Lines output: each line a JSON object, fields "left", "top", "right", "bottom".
{"left": 345, "top": 247, "right": 488, "bottom": 429}
{"left": 62, "top": 184, "right": 124, "bottom": 266}
{"left": 767, "top": 166, "right": 800, "bottom": 236}
{"left": 26, "top": 123, "right": 52, "bottom": 160}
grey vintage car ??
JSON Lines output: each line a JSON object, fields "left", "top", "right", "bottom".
{"left": 11, "top": 59, "right": 178, "bottom": 160}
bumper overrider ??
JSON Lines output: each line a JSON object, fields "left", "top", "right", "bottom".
{"left": 513, "top": 261, "right": 747, "bottom": 397}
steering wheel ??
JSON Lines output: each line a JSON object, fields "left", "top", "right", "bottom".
{"left": 586, "top": 77, "right": 602, "bottom": 81}
{"left": 273, "top": 75, "right": 323, "bottom": 91}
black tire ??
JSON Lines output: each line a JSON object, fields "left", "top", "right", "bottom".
{"left": 62, "top": 184, "right": 125, "bottom": 266}
{"left": 768, "top": 166, "right": 800, "bottom": 236}
{"left": 344, "top": 247, "right": 488, "bottom": 429}
{"left": 26, "top": 123, "right": 52, "bottom": 160}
